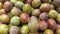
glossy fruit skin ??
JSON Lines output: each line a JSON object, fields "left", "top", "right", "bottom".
{"left": 28, "top": 16, "right": 38, "bottom": 32}
{"left": 3, "top": 1, "right": 13, "bottom": 11}
{"left": 10, "top": 16, "right": 20, "bottom": 26}
{"left": 32, "top": 0, "right": 41, "bottom": 8}
{"left": 25, "top": 0, "right": 32, "bottom": 4}
{"left": 56, "top": 7, "right": 60, "bottom": 13}
{"left": 53, "top": 0, "right": 60, "bottom": 7}
{"left": 40, "top": 3, "right": 51, "bottom": 12}
{"left": 15, "top": 1, "right": 24, "bottom": 9}
{"left": 39, "top": 20, "right": 48, "bottom": 31}
{"left": 56, "top": 14, "right": 60, "bottom": 23}
{"left": 47, "top": 19, "right": 57, "bottom": 30}
{"left": 0, "top": 24, "right": 9, "bottom": 34}
{"left": 20, "top": 25, "right": 29, "bottom": 34}
{"left": 48, "top": 10, "right": 58, "bottom": 18}
{"left": 20, "top": 13, "right": 30, "bottom": 24}
{"left": 22, "top": 4, "right": 32, "bottom": 14}
{"left": 10, "top": 0, "right": 17, "bottom": 4}
{"left": 29, "top": 32, "right": 39, "bottom": 34}
{"left": 32, "top": 9, "right": 40, "bottom": 17}
{"left": 43, "top": 29, "right": 54, "bottom": 34}
{"left": 39, "top": 12, "right": 48, "bottom": 21}
{"left": 0, "top": 9, "right": 7, "bottom": 15}
{"left": 10, "top": 26, "right": 19, "bottom": 34}
{"left": 10, "top": 7, "right": 22, "bottom": 16}
{"left": 0, "top": 14, "right": 10, "bottom": 24}
{"left": 0, "top": 2, "right": 3, "bottom": 9}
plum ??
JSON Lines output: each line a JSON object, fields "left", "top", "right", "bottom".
{"left": 20, "top": 25, "right": 29, "bottom": 34}
{"left": 32, "top": 9, "right": 40, "bottom": 17}
{"left": 39, "top": 12, "right": 48, "bottom": 21}
{"left": 53, "top": 0, "right": 60, "bottom": 7}
{"left": 0, "top": 9, "right": 7, "bottom": 15}
{"left": 39, "top": 20, "right": 48, "bottom": 31}
{"left": 10, "top": 16, "right": 20, "bottom": 26}
{"left": 40, "top": 3, "right": 51, "bottom": 12}
{"left": 43, "top": 29, "right": 54, "bottom": 34}
{"left": 22, "top": 4, "right": 32, "bottom": 14}
{"left": 47, "top": 18, "right": 57, "bottom": 30}
{"left": 0, "top": 14, "right": 10, "bottom": 24}
{"left": 10, "top": 26, "right": 20, "bottom": 34}
{"left": 20, "top": 13, "right": 30, "bottom": 24}
{"left": 32, "top": 0, "right": 41, "bottom": 8}
{"left": 3, "top": 1, "right": 13, "bottom": 12}
{"left": 48, "top": 10, "right": 58, "bottom": 18}
{"left": 15, "top": 1, "right": 24, "bottom": 9}
{"left": 0, "top": 24, "right": 9, "bottom": 34}
{"left": 28, "top": 16, "right": 38, "bottom": 32}
{"left": 10, "top": 7, "right": 22, "bottom": 16}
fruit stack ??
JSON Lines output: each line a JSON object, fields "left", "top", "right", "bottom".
{"left": 0, "top": 0, "right": 60, "bottom": 34}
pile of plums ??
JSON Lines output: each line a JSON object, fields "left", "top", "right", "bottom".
{"left": 0, "top": 0, "right": 60, "bottom": 34}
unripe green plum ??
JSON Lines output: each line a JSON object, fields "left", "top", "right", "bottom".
{"left": 28, "top": 16, "right": 38, "bottom": 32}
{"left": 20, "top": 25, "right": 29, "bottom": 34}
{"left": 32, "top": 0, "right": 41, "bottom": 8}
{"left": 22, "top": 4, "right": 32, "bottom": 14}
{"left": 10, "top": 7, "right": 22, "bottom": 16}
{"left": 43, "top": 29, "right": 54, "bottom": 34}
{"left": 15, "top": 1, "right": 24, "bottom": 9}
{"left": 0, "top": 24, "right": 9, "bottom": 34}
{"left": 10, "top": 16, "right": 20, "bottom": 26}
{"left": 48, "top": 10, "right": 58, "bottom": 18}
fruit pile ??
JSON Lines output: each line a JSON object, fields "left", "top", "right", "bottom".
{"left": 0, "top": 0, "right": 60, "bottom": 34}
